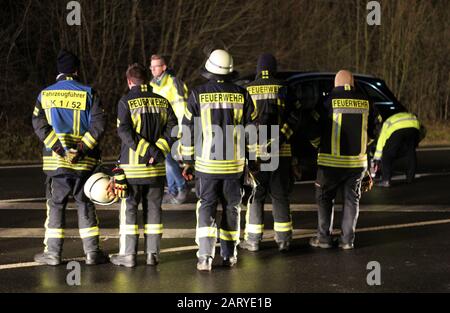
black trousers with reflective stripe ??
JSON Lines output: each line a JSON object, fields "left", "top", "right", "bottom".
{"left": 382, "top": 128, "right": 419, "bottom": 183}
{"left": 44, "top": 175, "right": 100, "bottom": 254}
{"left": 246, "top": 159, "right": 292, "bottom": 243}
{"left": 315, "top": 167, "right": 364, "bottom": 245}
{"left": 119, "top": 184, "right": 164, "bottom": 255}
{"left": 196, "top": 178, "right": 242, "bottom": 259}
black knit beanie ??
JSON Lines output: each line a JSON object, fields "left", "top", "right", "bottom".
{"left": 257, "top": 53, "right": 277, "bottom": 75}
{"left": 57, "top": 49, "right": 80, "bottom": 74}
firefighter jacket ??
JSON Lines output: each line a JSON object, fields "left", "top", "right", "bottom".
{"left": 150, "top": 72, "right": 188, "bottom": 127}
{"left": 117, "top": 83, "right": 178, "bottom": 185}
{"left": 309, "top": 84, "right": 380, "bottom": 169}
{"left": 246, "top": 72, "right": 297, "bottom": 159}
{"left": 374, "top": 112, "right": 421, "bottom": 160}
{"left": 32, "top": 74, "right": 106, "bottom": 177}
{"left": 180, "top": 78, "right": 257, "bottom": 179}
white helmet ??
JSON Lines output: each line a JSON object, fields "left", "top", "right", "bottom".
{"left": 84, "top": 172, "right": 117, "bottom": 205}
{"left": 205, "top": 49, "right": 233, "bottom": 75}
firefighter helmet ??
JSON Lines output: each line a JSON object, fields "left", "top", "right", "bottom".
{"left": 84, "top": 172, "right": 117, "bottom": 205}
{"left": 205, "top": 49, "right": 233, "bottom": 75}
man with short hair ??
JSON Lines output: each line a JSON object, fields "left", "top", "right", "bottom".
{"left": 32, "top": 49, "right": 108, "bottom": 266}
{"left": 110, "top": 63, "right": 177, "bottom": 267}
{"left": 150, "top": 54, "right": 189, "bottom": 204}
{"left": 308, "top": 70, "right": 380, "bottom": 250}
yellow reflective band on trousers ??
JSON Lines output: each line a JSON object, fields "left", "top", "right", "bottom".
{"left": 317, "top": 153, "right": 367, "bottom": 168}
{"left": 79, "top": 226, "right": 99, "bottom": 239}
{"left": 374, "top": 113, "right": 420, "bottom": 160}
{"left": 155, "top": 138, "right": 171, "bottom": 156}
{"left": 81, "top": 132, "right": 97, "bottom": 150}
{"left": 45, "top": 228, "right": 64, "bottom": 238}
{"left": 43, "top": 155, "right": 98, "bottom": 171}
{"left": 44, "top": 130, "right": 59, "bottom": 149}
{"left": 120, "top": 163, "right": 166, "bottom": 178}
{"left": 219, "top": 229, "right": 239, "bottom": 241}
{"left": 195, "top": 157, "right": 245, "bottom": 174}
{"left": 144, "top": 224, "right": 163, "bottom": 235}
{"left": 197, "top": 226, "right": 218, "bottom": 238}
{"left": 120, "top": 224, "right": 139, "bottom": 235}
{"left": 245, "top": 223, "right": 264, "bottom": 234}
{"left": 274, "top": 221, "right": 293, "bottom": 232}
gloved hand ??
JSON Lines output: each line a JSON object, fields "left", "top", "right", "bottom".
{"left": 112, "top": 167, "right": 128, "bottom": 198}
{"left": 361, "top": 171, "right": 373, "bottom": 193}
{"left": 182, "top": 163, "right": 194, "bottom": 181}
{"left": 52, "top": 143, "right": 66, "bottom": 158}
{"left": 64, "top": 142, "right": 85, "bottom": 164}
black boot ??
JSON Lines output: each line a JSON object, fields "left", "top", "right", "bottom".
{"left": 146, "top": 253, "right": 159, "bottom": 266}
{"left": 34, "top": 252, "right": 61, "bottom": 266}
{"left": 110, "top": 254, "right": 137, "bottom": 268}
{"left": 86, "top": 250, "right": 109, "bottom": 265}
{"left": 222, "top": 257, "right": 237, "bottom": 267}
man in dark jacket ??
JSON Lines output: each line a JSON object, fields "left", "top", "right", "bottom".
{"left": 32, "top": 49, "right": 108, "bottom": 266}
{"left": 109, "top": 63, "right": 178, "bottom": 267}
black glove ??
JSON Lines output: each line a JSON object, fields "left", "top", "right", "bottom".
{"left": 247, "top": 159, "right": 260, "bottom": 175}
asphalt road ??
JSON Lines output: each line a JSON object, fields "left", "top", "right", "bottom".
{"left": 0, "top": 148, "right": 449, "bottom": 293}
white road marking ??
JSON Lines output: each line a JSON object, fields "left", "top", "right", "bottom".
{"left": 1, "top": 218, "right": 450, "bottom": 270}
{"left": 417, "top": 147, "right": 450, "bottom": 152}
{"left": 0, "top": 202, "right": 450, "bottom": 212}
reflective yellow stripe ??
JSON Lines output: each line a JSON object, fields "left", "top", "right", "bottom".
{"left": 42, "top": 155, "right": 98, "bottom": 171}
{"left": 81, "top": 132, "right": 97, "bottom": 150}
{"left": 274, "top": 221, "right": 293, "bottom": 232}
{"left": 195, "top": 158, "right": 245, "bottom": 174}
{"left": 197, "top": 226, "right": 217, "bottom": 238}
{"left": 184, "top": 107, "right": 192, "bottom": 120}
{"left": 318, "top": 153, "right": 367, "bottom": 168}
{"left": 33, "top": 107, "right": 40, "bottom": 116}
{"left": 180, "top": 145, "right": 194, "bottom": 156}
{"left": 360, "top": 112, "right": 368, "bottom": 155}
{"left": 117, "top": 118, "right": 120, "bottom": 128}
{"left": 43, "top": 130, "right": 58, "bottom": 149}
{"left": 155, "top": 138, "right": 170, "bottom": 156}
{"left": 45, "top": 228, "right": 65, "bottom": 239}
{"left": 136, "top": 138, "right": 150, "bottom": 158}
{"left": 79, "top": 226, "right": 99, "bottom": 238}
{"left": 144, "top": 224, "right": 163, "bottom": 234}
{"left": 72, "top": 110, "right": 80, "bottom": 136}
{"left": 344, "top": 84, "right": 351, "bottom": 91}
{"left": 219, "top": 229, "right": 239, "bottom": 241}
{"left": 120, "top": 225, "right": 139, "bottom": 235}
{"left": 245, "top": 223, "right": 264, "bottom": 234}
{"left": 120, "top": 163, "right": 166, "bottom": 178}
{"left": 331, "top": 113, "right": 342, "bottom": 156}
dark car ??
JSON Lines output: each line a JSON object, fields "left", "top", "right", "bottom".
{"left": 235, "top": 71, "right": 404, "bottom": 180}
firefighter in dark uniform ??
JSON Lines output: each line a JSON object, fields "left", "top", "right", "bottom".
{"left": 109, "top": 63, "right": 177, "bottom": 267}
{"left": 240, "top": 53, "right": 297, "bottom": 252}
{"left": 32, "top": 49, "right": 108, "bottom": 265}
{"left": 308, "top": 70, "right": 380, "bottom": 250}
{"left": 373, "top": 110, "right": 423, "bottom": 187}
{"left": 180, "top": 49, "right": 257, "bottom": 271}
